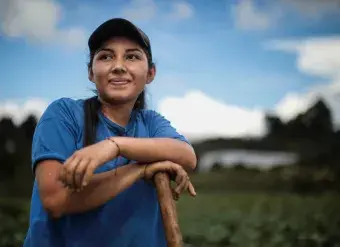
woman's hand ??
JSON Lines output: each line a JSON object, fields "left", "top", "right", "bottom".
{"left": 59, "top": 139, "right": 119, "bottom": 190}
{"left": 144, "top": 161, "right": 196, "bottom": 200}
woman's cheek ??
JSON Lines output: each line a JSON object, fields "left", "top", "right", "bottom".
{"left": 129, "top": 66, "right": 147, "bottom": 82}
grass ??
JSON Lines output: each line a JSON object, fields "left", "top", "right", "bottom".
{"left": 176, "top": 192, "right": 340, "bottom": 246}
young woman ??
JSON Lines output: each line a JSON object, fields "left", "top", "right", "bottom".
{"left": 24, "top": 18, "right": 197, "bottom": 247}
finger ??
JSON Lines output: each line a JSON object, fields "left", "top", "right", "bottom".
{"left": 65, "top": 156, "right": 81, "bottom": 189}
{"left": 59, "top": 155, "right": 75, "bottom": 184}
{"left": 174, "top": 174, "right": 186, "bottom": 194}
{"left": 59, "top": 167, "right": 67, "bottom": 187}
{"left": 74, "top": 158, "right": 90, "bottom": 190}
{"left": 180, "top": 173, "right": 192, "bottom": 195}
{"left": 172, "top": 188, "right": 179, "bottom": 201}
{"left": 175, "top": 172, "right": 181, "bottom": 185}
{"left": 181, "top": 176, "right": 190, "bottom": 194}
{"left": 187, "top": 181, "right": 196, "bottom": 197}
{"left": 173, "top": 173, "right": 182, "bottom": 196}
{"left": 174, "top": 170, "right": 188, "bottom": 195}
{"left": 81, "top": 160, "right": 97, "bottom": 187}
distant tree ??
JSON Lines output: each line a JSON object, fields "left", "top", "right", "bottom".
{"left": 211, "top": 162, "right": 223, "bottom": 172}
{"left": 265, "top": 114, "right": 285, "bottom": 138}
{"left": 211, "top": 161, "right": 224, "bottom": 172}
{"left": 21, "top": 115, "right": 38, "bottom": 140}
{"left": 286, "top": 99, "right": 333, "bottom": 141}
{"left": 232, "top": 163, "right": 246, "bottom": 171}
{"left": 0, "top": 115, "right": 37, "bottom": 197}
{"left": 0, "top": 118, "right": 17, "bottom": 179}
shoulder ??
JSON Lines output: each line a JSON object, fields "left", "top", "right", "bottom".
{"left": 42, "top": 97, "right": 84, "bottom": 117}
{"left": 137, "top": 109, "right": 189, "bottom": 142}
{"left": 138, "top": 109, "right": 166, "bottom": 121}
{"left": 38, "top": 97, "right": 85, "bottom": 127}
{"left": 137, "top": 109, "right": 170, "bottom": 125}
{"left": 137, "top": 109, "right": 175, "bottom": 130}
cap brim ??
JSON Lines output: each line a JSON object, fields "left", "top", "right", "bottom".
{"left": 88, "top": 18, "right": 150, "bottom": 54}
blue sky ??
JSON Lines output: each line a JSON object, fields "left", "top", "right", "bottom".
{"left": 1, "top": 0, "right": 340, "bottom": 139}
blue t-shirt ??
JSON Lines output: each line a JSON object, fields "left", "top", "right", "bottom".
{"left": 23, "top": 97, "right": 189, "bottom": 247}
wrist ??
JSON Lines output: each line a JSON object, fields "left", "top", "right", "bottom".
{"left": 106, "top": 137, "right": 120, "bottom": 156}
{"left": 132, "top": 163, "right": 147, "bottom": 180}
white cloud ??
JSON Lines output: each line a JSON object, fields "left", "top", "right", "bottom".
{"left": 267, "top": 37, "right": 340, "bottom": 79}
{"left": 274, "top": 82, "right": 340, "bottom": 124}
{"left": 158, "top": 91, "right": 266, "bottom": 141}
{"left": 273, "top": 92, "right": 315, "bottom": 122}
{"left": 0, "top": 98, "right": 49, "bottom": 126}
{"left": 230, "top": 0, "right": 340, "bottom": 31}
{"left": 0, "top": 0, "right": 87, "bottom": 47}
{"left": 268, "top": 36, "right": 340, "bottom": 122}
{"left": 121, "top": 0, "right": 157, "bottom": 21}
{"left": 167, "top": 2, "right": 194, "bottom": 20}
{"left": 281, "top": 0, "right": 340, "bottom": 20}
{"left": 231, "top": 0, "right": 273, "bottom": 31}
{"left": 121, "top": 0, "right": 193, "bottom": 22}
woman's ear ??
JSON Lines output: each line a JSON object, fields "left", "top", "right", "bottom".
{"left": 88, "top": 67, "right": 94, "bottom": 83}
{"left": 146, "top": 64, "right": 156, "bottom": 85}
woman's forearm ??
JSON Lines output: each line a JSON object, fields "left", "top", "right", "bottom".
{"left": 112, "top": 137, "right": 197, "bottom": 171}
{"left": 45, "top": 163, "right": 145, "bottom": 218}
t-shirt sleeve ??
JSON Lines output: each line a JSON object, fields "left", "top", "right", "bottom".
{"left": 147, "top": 110, "right": 190, "bottom": 144}
{"left": 31, "top": 100, "right": 78, "bottom": 172}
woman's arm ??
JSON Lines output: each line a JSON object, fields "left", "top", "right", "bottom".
{"left": 113, "top": 137, "right": 197, "bottom": 171}
{"left": 37, "top": 160, "right": 145, "bottom": 219}
{"left": 37, "top": 160, "right": 195, "bottom": 219}
{"left": 59, "top": 136, "right": 196, "bottom": 190}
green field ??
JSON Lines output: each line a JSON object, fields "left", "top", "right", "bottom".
{"left": 177, "top": 192, "right": 340, "bottom": 246}
{"left": 1, "top": 170, "right": 340, "bottom": 246}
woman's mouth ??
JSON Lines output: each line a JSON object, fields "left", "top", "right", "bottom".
{"left": 108, "top": 78, "right": 130, "bottom": 85}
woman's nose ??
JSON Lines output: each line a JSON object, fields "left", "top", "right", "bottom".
{"left": 111, "top": 57, "right": 127, "bottom": 74}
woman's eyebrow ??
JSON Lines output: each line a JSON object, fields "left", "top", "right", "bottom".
{"left": 126, "top": 48, "right": 143, "bottom": 53}
{"left": 96, "top": 48, "right": 143, "bottom": 54}
{"left": 96, "top": 48, "right": 114, "bottom": 54}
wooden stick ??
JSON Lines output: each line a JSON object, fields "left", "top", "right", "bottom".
{"left": 154, "top": 172, "right": 183, "bottom": 247}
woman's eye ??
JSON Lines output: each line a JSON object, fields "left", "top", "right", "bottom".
{"left": 100, "top": 54, "right": 112, "bottom": 60}
{"left": 126, "top": 54, "right": 140, "bottom": 60}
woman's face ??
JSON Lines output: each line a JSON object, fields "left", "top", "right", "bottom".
{"left": 89, "top": 37, "right": 155, "bottom": 105}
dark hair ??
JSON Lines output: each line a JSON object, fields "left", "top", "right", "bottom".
{"left": 83, "top": 46, "right": 153, "bottom": 147}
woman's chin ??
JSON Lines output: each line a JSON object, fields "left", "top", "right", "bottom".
{"left": 104, "top": 94, "right": 136, "bottom": 105}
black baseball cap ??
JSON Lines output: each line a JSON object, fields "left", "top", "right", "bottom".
{"left": 88, "top": 18, "right": 152, "bottom": 61}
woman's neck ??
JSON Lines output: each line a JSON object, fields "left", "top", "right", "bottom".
{"left": 100, "top": 100, "right": 135, "bottom": 127}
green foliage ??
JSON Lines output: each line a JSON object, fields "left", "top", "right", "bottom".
{"left": 1, "top": 194, "right": 339, "bottom": 247}
{"left": 177, "top": 193, "right": 340, "bottom": 247}
{"left": 0, "top": 198, "right": 29, "bottom": 247}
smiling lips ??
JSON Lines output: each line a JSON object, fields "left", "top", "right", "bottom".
{"left": 109, "top": 78, "right": 131, "bottom": 86}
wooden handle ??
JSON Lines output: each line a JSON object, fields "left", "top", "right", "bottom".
{"left": 154, "top": 172, "right": 183, "bottom": 247}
